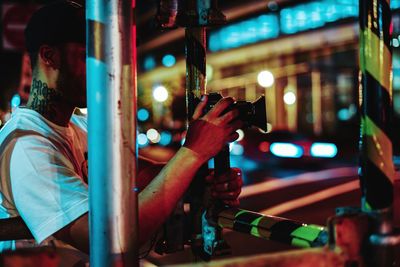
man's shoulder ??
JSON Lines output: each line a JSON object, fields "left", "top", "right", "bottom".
{"left": 0, "top": 108, "right": 47, "bottom": 142}
{"left": 70, "top": 113, "right": 87, "bottom": 132}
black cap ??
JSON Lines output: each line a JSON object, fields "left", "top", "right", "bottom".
{"left": 24, "top": 0, "right": 85, "bottom": 53}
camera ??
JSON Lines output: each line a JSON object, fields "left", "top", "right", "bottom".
{"left": 204, "top": 92, "right": 268, "bottom": 132}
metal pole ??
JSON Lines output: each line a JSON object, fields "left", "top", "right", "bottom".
{"left": 86, "top": 0, "right": 138, "bottom": 266}
{"left": 217, "top": 208, "right": 327, "bottom": 248}
{"left": 185, "top": 25, "right": 210, "bottom": 257}
{"left": 185, "top": 27, "right": 207, "bottom": 119}
{"left": 359, "top": 0, "right": 394, "bottom": 231}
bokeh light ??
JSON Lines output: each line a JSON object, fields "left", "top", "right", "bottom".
{"left": 257, "top": 70, "right": 274, "bottom": 87}
{"left": 11, "top": 94, "right": 21, "bottom": 108}
{"left": 153, "top": 86, "right": 169, "bottom": 102}
{"left": 146, "top": 128, "right": 161, "bottom": 143}
{"left": 283, "top": 91, "right": 296, "bottom": 105}
{"left": 138, "top": 108, "right": 150, "bottom": 122}
{"left": 162, "top": 54, "right": 176, "bottom": 67}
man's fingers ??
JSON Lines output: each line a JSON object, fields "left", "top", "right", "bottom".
{"left": 207, "top": 97, "right": 235, "bottom": 118}
{"left": 218, "top": 109, "right": 239, "bottom": 124}
{"left": 192, "top": 95, "right": 208, "bottom": 120}
{"left": 227, "top": 131, "right": 240, "bottom": 143}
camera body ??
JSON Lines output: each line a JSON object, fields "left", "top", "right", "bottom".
{"left": 205, "top": 92, "right": 268, "bottom": 132}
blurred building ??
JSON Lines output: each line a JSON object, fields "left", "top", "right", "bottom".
{"left": 2, "top": 0, "right": 400, "bottom": 149}
{"left": 137, "top": 0, "right": 400, "bottom": 150}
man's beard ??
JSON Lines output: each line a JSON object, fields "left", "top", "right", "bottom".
{"left": 56, "top": 68, "right": 87, "bottom": 108}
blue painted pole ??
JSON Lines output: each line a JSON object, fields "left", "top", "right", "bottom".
{"left": 86, "top": 0, "right": 138, "bottom": 266}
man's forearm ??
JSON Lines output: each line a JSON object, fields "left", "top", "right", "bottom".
{"left": 138, "top": 147, "right": 205, "bottom": 245}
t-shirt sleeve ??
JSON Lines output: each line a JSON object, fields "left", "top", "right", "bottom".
{"left": 9, "top": 136, "right": 88, "bottom": 244}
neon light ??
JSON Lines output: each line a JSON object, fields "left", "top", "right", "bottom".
{"left": 138, "top": 133, "right": 148, "bottom": 147}
{"left": 270, "top": 142, "right": 303, "bottom": 158}
{"left": 209, "top": 0, "right": 370, "bottom": 52}
{"left": 162, "top": 54, "right": 176, "bottom": 67}
{"left": 310, "top": 143, "right": 338, "bottom": 158}
{"left": 230, "top": 143, "right": 244, "bottom": 156}
{"left": 11, "top": 94, "right": 21, "bottom": 108}
{"left": 146, "top": 128, "right": 160, "bottom": 143}
{"left": 159, "top": 131, "right": 172, "bottom": 146}
{"left": 143, "top": 56, "right": 156, "bottom": 71}
{"left": 259, "top": 141, "right": 270, "bottom": 153}
{"left": 392, "top": 0, "right": 400, "bottom": 9}
{"left": 137, "top": 108, "right": 150, "bottom": 121}
{"left": 209, "top": 14, "right": 279, "bottom": 52}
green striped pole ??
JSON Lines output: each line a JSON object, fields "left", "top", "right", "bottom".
{"left": 359, "top": 0, "right": 394, "bottom": 229}
{"left": 217, "top": 208, "right": 327, "bottom": 248}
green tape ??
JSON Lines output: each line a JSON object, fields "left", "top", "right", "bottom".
{"left": 359, "top": 28, "right": 391, "bottom": 92}
{"left": 291, "top": 238, "right": 311, "bottom": 248}
{"left": 250, "top": 226, "right": 261, "bottom": 237}
{"left": 235, "top": 210, "right": 247, "bottom": 218}
{"left": 290, "top": 224, "right": 322, "bottom": 242}
{"left": 363, "top": 199, "right": 373, "bottom": 211}
{"left": 250, "top": 216, "right": 262, "bottom": 227}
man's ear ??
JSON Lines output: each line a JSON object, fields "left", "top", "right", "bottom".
{"left": 38, "top": 45, "right": 60, "bottom": 69}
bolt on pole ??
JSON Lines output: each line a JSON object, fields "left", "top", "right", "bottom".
{"left": 86, "top": 0, "right": 138, "bottom": 266}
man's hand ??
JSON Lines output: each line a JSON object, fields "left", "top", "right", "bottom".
{"left": 184, "top": 95, "right": 243, "bottom": 162}
{"left": 206, "top": 167, "right": 243, "bottom": 207}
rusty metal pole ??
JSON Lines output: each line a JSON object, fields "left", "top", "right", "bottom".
{"left": 86, "top": 0, "right": 138, "bottom": 266}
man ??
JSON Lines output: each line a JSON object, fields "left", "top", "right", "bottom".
{"left": 0, "top": 0, "right": 243, "bottom": 260}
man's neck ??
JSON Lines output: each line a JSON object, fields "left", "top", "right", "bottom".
{"left": 26, "top": 77, "right": 74, "bottom": 127}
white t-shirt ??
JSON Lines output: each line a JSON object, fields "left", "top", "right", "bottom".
{"left": 0, "top": 107, "right": 89, "bottom": 252}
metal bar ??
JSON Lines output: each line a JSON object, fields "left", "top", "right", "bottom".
{"left": 358, "top": 0, "right": 394, "bottom": 228}
{"left": 185, "top": 26, "right": 210, "bottom": 257}
{"left": 174, "top": 248, "right": 345, "bottom": 267}
{"left": 185, "top": 27, "right": 207, "bottom": 119}
{"left": 86, "top": 0, "right": 138, "bottom": 266}
{"left": 217, "top": 208, "right": 328, "bottom": 248}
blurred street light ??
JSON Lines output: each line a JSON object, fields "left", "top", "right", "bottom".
{"left": 283, "top": 91, "right": 296, "bottom": 105}
{"left": 153, "top": 85, "right": 169, "bottom": 102}
{"left": 257, "top": 70, "right": 274, "bottom": 87}
{"left": 147, "top": 128, "right": 161, "bottom": 143}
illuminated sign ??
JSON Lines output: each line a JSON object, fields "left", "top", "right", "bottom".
{"left": 209, "top": 0, "right": 399, "bottom": 52}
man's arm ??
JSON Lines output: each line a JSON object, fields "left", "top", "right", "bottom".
{"left": 138, "top": 147, "right": 204, "bottom": 244}
{"left": 54, "top": 96, "right": 242, "bottom": 251}
{"left": 54, "top": 213, "right": 90, "bottom": 254}
{"left": 53, "top": 147, "right": 205, "bottom": 250}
